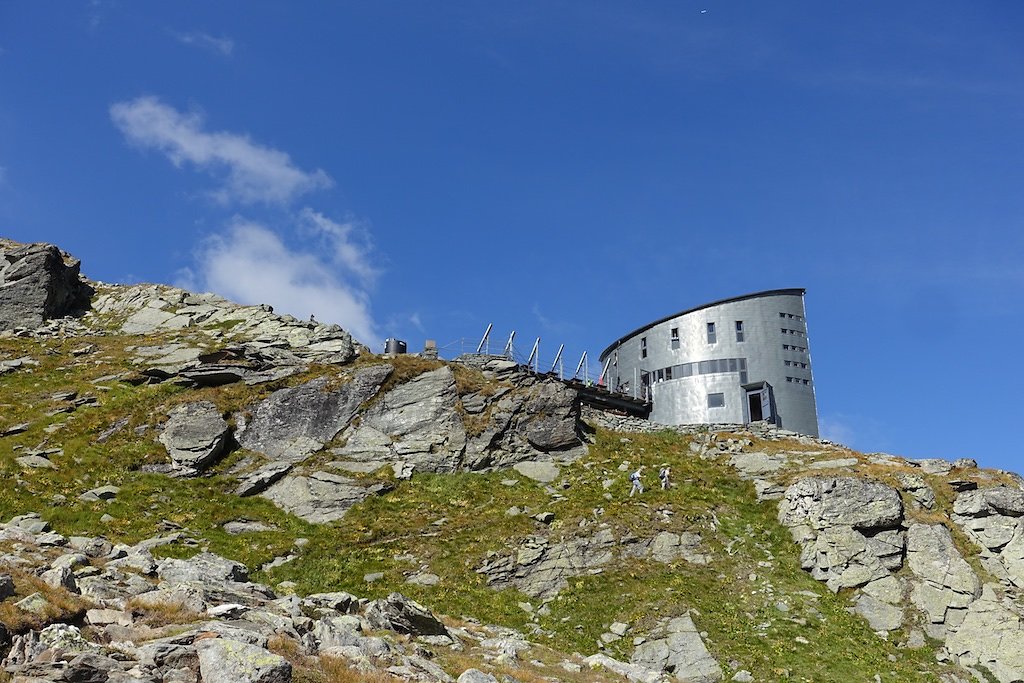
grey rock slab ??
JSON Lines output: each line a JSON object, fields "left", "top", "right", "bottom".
{"left": 854, "top": 593, "right": 904, "bottom": 631}
{"left": 224, "top": 520, "right": 276, "bottom": 535}
{"left": 458, "top": 670, "right": 498, "bottom": 683}
{"left": 729, "top": 452, "right": 787, "bottom": 478}
{"left": 805, "top": 457, "right": 859, "bottom": 470}
{"left": 512, "top": 461, "right": 561, "bottom": 483}
{"left": 235, "top": 462, "right": 293, "bottom": 497}
{"left": 195, "top": 637, "right": 291, "bottom": 683}
{"left": 78, "top": 485, "right": 120, "bottom": 502}
{"left": 158, "top": 552, "right": 250, "bottom": 586}
{"left": 15, "top": 454, "right": 56, "bottom": 469}
{"left": 237, "top": 365, "right": 391, "bottom": 463}
{"left": 158, "top": 401, "right": 229, "bottom": 470}
{"left": 260, "top": 471, "right": 370, "bottom": 523}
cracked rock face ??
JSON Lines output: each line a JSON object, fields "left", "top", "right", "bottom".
{"left": 337, "top": 366, "right": 466, "bottom": 473}
{"left": 945, "top": 585, "right": 1024, "bottom": 683}
{"left": 778, "top": 477, "right": 904, "bottom": 592}
{"left": 237, "top": 365, "right": 392, "bottom": 464}
{"left": 952, "top": 486, "right": 1024, "bottom": 588}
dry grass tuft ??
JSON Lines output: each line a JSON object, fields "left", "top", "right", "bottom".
{"left": 0, "top": 570, "right": 94, "bottom": 633}
{"left": 124, "top": 596, "right": 204, "bottom": 627}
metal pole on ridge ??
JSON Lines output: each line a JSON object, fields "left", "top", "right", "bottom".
{"left": 551, "top": 344, "right": 564, "bottom": 378}
{"left": 527, "top": 337, "right": 540, "bottom": 372}
{"left": 476, "top": 323, "right": 493, "bottom": 354}
{"left": 503, "top": 331, "right": 516, "bottom": 359}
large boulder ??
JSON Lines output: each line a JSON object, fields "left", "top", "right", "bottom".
{"left": 158, "top": 401, "right": 230, "bottom": 470}
{"left": 236, "top": 365, "right": 392, "bottom": 464}
{"left": 0, "top": 240, "right": 92, "bottom": 331}
{"left": 365, "top": 592, "right": 450, "bottom": 637}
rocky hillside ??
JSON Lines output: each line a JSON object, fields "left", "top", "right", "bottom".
{"left": 2, "top": 238, "right": 1024, "bottom": 683}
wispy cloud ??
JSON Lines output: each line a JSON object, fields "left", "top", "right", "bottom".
{"left": 171, "top": 30, "right": 234, "bottom": 57}
{"left": 179, "top": 218, "right": 378, "bottom": 344}
{"left": 818, "top": 414, "right": 855, "bottom": 446}
{"left": 298, "top": 208, "right": 378, "bottom": 285}
{"left": 110, "top": 96, "right": 332, "bottom": 205}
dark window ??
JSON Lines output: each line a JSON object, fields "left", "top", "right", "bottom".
{"left": 698, "top": 360, "right": 711, "bottom": 374}
{"left": 640, "top": 336, "right": 647, "bottom": 359}
{"left": 670, "top": 327, "right": 680, "bottom": 350}
{"left": 707, "top": 393, "right": 725, "bottom": 408}
{"left": 665, "top": 366, "right": 673, "bottom": 380}
{"left": 728, "top": 358, "right": 738, "bottom": 372}
{"left": 739, "top": 358, "right": 747, "bottom": 370}
{"left": 735, "top": 320, "right": 744, "bottom": 342}
{"left": 706, "top": 322, "right": 716, "bottom": 344}
{"left": 656, "top": 369, "right": 664, "bottom": 381}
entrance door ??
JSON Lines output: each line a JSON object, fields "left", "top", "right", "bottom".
{"left": 745, "top": 384, "right": 774, "bottom": 424}
{"left": 747, "top": 392, "right": 763, "bottom": 421}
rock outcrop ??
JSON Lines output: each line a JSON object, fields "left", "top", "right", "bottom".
{"left": 0, "top": 240, "right": 92, "bottom": 332}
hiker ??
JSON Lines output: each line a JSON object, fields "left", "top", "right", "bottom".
{"left": 659, "top": 465, "right": 671, "bottom": 490}
{"left": 629, "top": 466, "right": 644, "bottom": 497}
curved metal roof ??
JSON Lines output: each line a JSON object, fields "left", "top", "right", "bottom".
{"left": 598, "top": 288, "right": 806, "bottom": 361}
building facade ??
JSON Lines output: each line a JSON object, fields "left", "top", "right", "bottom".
{"left": 599, "top": 289, "right": 819, "bottom": 436}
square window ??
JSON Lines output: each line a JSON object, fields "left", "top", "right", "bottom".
{"left": 707, "top": 392, "right": 725, "bottom": 408}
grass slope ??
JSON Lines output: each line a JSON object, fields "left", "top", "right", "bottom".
{"left": 0, "top": 333, "right": 965, "bottom": 681}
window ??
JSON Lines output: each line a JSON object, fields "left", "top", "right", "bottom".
{"left": 640, "top": 337, "right": 647, "bottom": 359}
{"left": 707, "top": 393, "right": 725, "bottom": 408}
{"left": 735, "top": 320, "right": 744, "bottom": 342}
{"left": 706, "top": 322, "right": 717, "bottom": 344}
{"left": 670, "top": 327, "right": 680, "bottom": 350}
{"left": 665, "top": 366, "right": 673, "bottom": 380}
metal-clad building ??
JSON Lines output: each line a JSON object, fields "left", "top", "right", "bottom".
{"left": 599, "top": 289, "right": 819, "bottom": 436}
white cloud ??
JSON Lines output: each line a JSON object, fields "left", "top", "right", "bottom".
{"left": 298, "top": 208, "right": 379, "bottom": 285}
{"left": 181, "top": 218, "right": 378, "bottom": 345}
{"left": 172, "top": 30, "right": 235, "bottom": 56}
{"left": 110, "top": 96, "right": 332, "bottom": 205}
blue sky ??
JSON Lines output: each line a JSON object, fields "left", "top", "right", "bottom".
{"left": 2, "top": 2, "right": 1023, "bottom": 469}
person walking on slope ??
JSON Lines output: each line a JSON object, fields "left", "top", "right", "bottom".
{"left": 629, "top": 466, "right": 644, "bottom": 497}
{"left": 659, "top": 465, "right": 671, "bottom": 490}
